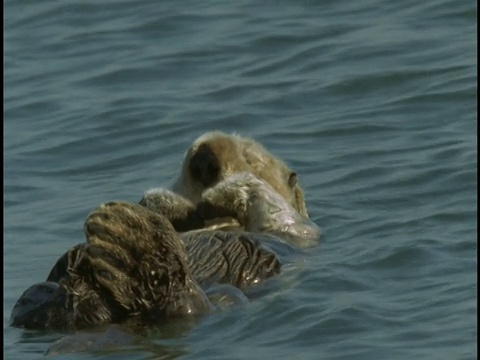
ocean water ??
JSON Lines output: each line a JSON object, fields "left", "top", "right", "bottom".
{"left": 4, "top": 0, "right": 477, "bottom": 359}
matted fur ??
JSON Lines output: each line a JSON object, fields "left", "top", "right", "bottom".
{"left": 11, "top": 202, "right": 212, "bottom": 330}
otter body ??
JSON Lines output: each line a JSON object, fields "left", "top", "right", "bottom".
{"left": 11, "top": 202, "right": 213, "bottom": 330}
{"left": 11, "top": 132, "right": 320, "bottom": 344}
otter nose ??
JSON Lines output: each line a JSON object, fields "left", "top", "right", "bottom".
{"left": 189, "top": 145, "right": 220, "bottom": 188}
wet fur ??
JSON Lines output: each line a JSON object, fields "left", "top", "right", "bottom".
{"left": 12, "top": 202, "right": 211, "bottom": 330}
{"left": 138, "top": 188, "right": 204, "bottom": 232}
{"left": 182, "top": 229, "right": 281, "bottom": 290}
{"left": 13, "top": 133, "right": 315, "bottom": 331}
{"left": 47, "top": 188, "right": 284, "bottom": 293}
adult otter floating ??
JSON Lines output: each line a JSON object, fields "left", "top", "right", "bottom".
{"left": 12, "top": 174, "right": 319, "bottom": 329}
{"left": 11, "top": 202, "right": 214, "bottom": 330}
{"left": 11, "top": 132, "right": 320, "bottom": 338}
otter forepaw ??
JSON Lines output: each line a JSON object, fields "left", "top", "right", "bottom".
{"left": 198, "top": 176, "right": 251, "bottom": 224}
{"left": 84, "top": 201, "right": 169, "bottom": 255}
{"left": 84, "top": 245, "right": 138, "bottom": 311}
{"left": 140, "top": 189, "right": 205, "bottom": 231}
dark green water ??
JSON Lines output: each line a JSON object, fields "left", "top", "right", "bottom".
{"left": 4, "top": 0, "right": 476, "bottom": 359}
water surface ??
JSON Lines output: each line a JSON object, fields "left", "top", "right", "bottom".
{"left": 4, "top": 0, "right": 477, "bottom": 359}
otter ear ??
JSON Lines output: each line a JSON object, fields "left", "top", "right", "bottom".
{"left": 288, "top": 172, "right": 297, "bottom": 188}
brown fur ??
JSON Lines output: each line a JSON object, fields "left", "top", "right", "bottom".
{"left": 172, "top": 132, "right": 309, "bottom": 217}
{"left": 138, "top": 188, "right": 205, "bottom": 232}
{"left": 13, "top": 134, "right": 313, "bottom": 331}
{"left": 182, "top": 230, "right": 281, "bottom": 290}
{"left": 11, "top": 202, "right": 212, "bottom": 330}
{"left": 48, "top": 192, "right": 284, "bottom": 296}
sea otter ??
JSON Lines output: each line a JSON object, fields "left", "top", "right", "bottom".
{"left": 171, "top": 131, "right": 309, "bottom": 218}
{"left": 11, "top": 174, "right": 319, "bottom": 331}
{"left": 11, "top": 132, "right": 320, "bottom": 351}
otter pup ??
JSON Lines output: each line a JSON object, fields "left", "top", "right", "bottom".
{"left": 171, "top": 131, "right": 309, "bottom": 218}
{"left": 11, "top": 202, "right": 213, "bottom": 330}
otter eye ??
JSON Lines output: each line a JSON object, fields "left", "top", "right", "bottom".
{"left": 288, "top": 172, "right": 297, "bottom": 188}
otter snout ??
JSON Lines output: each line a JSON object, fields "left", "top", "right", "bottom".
{"left": 189, "top": 144, "right": 221, "bottom": 188}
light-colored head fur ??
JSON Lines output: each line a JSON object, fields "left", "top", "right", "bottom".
{"left": 172, "top": 131, "right": 309, "bottom": 217}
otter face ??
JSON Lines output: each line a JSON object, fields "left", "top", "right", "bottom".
{"left": 10, "top": 282, "right": 59, "bottom": 327}
{"left": 172, "top": 132, "right": 309, "bottom": 217}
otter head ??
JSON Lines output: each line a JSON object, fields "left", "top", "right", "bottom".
{"left": 10, "top": 282, "right": 60, "bottom": 328}
{"left": 172, "top": 132, "right": 248, "bottom": 202}
{"left": 172, "top": 131, "right": 309, "bottom": 217}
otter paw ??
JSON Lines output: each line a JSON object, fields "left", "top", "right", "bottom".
{"left": 84, "top": 244, "right": 138, "bottom": 311}
{"left": 140, "top": 189, "right": 205, "bottom": 231}
{"left": 84, "top": 201, "right": 171, "bottom": 256}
